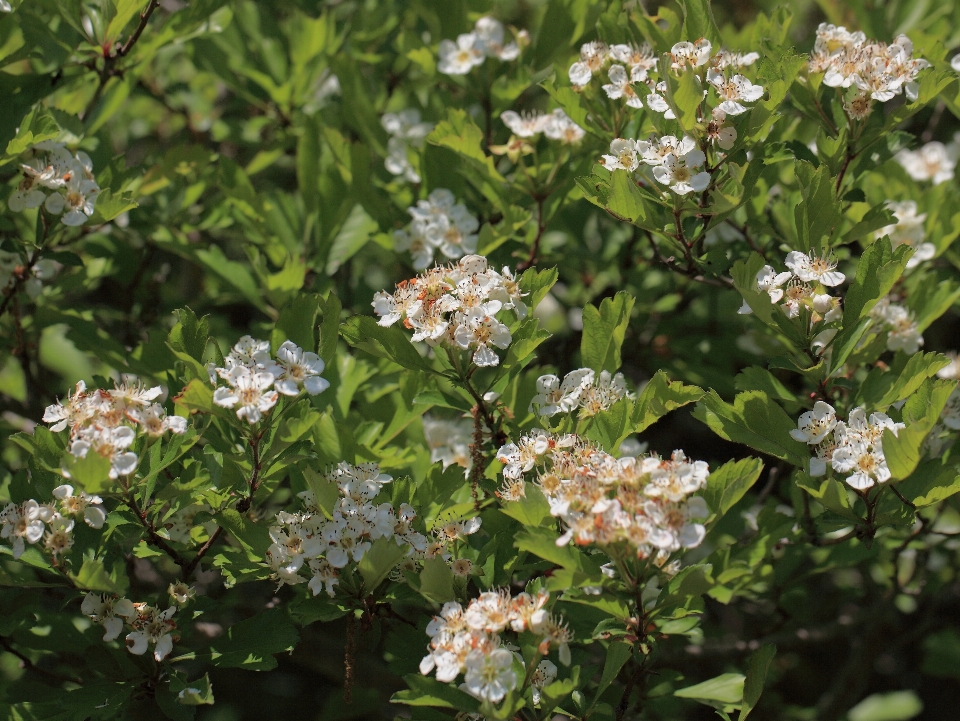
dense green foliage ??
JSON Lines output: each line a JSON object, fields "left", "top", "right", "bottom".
{"left": 1, "top": 1, "right": 960, "bottom": 720}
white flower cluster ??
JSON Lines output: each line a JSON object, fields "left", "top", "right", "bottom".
{"left": 530, "top": 368, "right": 632, "bottom": 418}
{"left": 792, "top": 402, "right": 904, "bottom": 489}
{"left": 382, "top": 109, "right": 434, "bottom": 183}
{"left": 600, "top": 135, "right": 710, "bottom": 195}
{"left": 419, "top": 589, "right": 572, "bottom": 704}
{"left": 0, "top": 483, "right": 106, "bottom": 560}
{"left": 424, "top": 415, "right": 473, "bottom": 473}
{"left": 500, "top": 108, "right": 585, "bottom": 145}
{"left": 497, "top": 431, "right": 710, "bottom": 561}
{"left": 393, "top": 189, "right": 480, "bottom": 269}
{"left": 869, "top": 295, "right": 923, "bottom": 355}
{"left": 895, "top": 135, "right": 960, "bottom": 185}
{"left": 208, "top": 336, "right": 329, "bottom": 424}
{"left": 81, "top": 593, "right": 178, "bottom": 662}
{"left": 43, "top": 379, "right": 187, "bottom": 479}
{"left": 0, "top": 251, "right": 58, "bottom": 299}
{"left": 265, "top": 462, "right": 428, "bottom": 597}
{"left": 572, "top": 39, "right": 759, "bottom": 150}
{"left": 373, "top": 255, "right": 526, "bottom": 368}
{"left": 740, "top": 250, "right": 846, "bottom": 352}
{"left": 876, "top": 200, "right": 934, "bottom": 268}
{"left": 438, "top": 17, "right": 523, "bottom": 75}
{"left": 8, "top": 142, "right": 100, "bottom": 226}
{"left": 808, "top": 24, "right": 929, "bottom": 116}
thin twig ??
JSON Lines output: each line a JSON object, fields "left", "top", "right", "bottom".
{"left": 0, "top": 636, "right": 83, "bottom": 685}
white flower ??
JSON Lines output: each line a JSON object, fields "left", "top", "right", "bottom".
{"left": 650, "top": 138, "right": 710, "bottom": 195}
{"left": 883, "top": 305, "right": 923, "bottom": 354}
{"left": 423, "top": 416, "right": 472, "bottom": 471}
{"left": 568, "top": 41, "right": 608, "bottom": 86}
{"left": 462, "top": 648, "right": 516, "bottom": 703}
{"left": 670, "top": 39, "right": 712, "bottom": 69}
{"left": 784, "top": 251, "right": 845, "bottom": 287}
{"left": 438, "top": 33, "right": 485, "bottom": 75}
{"left": 756, "top": 265, "right": 793, "bottom": 303}
{"left": 530, "top": 369, "right": 594, "bottom": 416}
{"left": 531, "top": 659, "right": 558, "bottom": 705}
{"left": 0, "top": 500, "right": 45, "bottom": 559}
{"left": 896, "top": 142, "right": 956, "bottom": 185}
{"left": 67, "top": 426, "right": 139, "bottom": 478}
{"left": 212, "top": 370, "right": 279, "bottom": 424}
{"left": 832, "top": 442, "right": 890, "bottom": 489}
{"left": 474, "top": 17, "right": 519, "bottom": 61}
{"left": 126, "top": 604, "right": 177, "bottom": 662}
{"left": 454, "top": 311, "right": 512, "bottom": 367}
{"left": 791, "top": 402, "right": 838, "bottom": 444}
{"left": 53, "top": 484, "right": 106, "bottom": 529}
{"left": 500, "top": 110, "right": 547, "bottom": 138}
{"left": 937, "top": 352, "right": 960, "bottom": 380}
{"left": 273, "top": 340, "right": 329, "bottom": 396}
{"left": 706, "top": 68, "right": 764, "bottom": 115}
{"left": 81, "top": 593, "right": 137, "bottom": 641}
{"left": 542, "top": 109, "right": 585, "bottom": 144}
{"left": 706, "top": 109, "right": 737, "bottom": 149}
{"left": 602, "top": 65, "right": 643, "bottom": 108}
{"left": 953, "top": 54, "right": 960, "bottom": 73}
{"left": 600, "top": 138, "right": 640, "bottom": 172}
{"left": 44, "top": 160, "right": 100, "bottom": 226}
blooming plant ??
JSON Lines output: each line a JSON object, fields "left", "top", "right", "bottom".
{"left": 1, "top": 1, "right": 960, "bottom": 720}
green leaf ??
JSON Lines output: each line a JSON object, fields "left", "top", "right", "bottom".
{"left": 169, "top": 674, "right": 215, "bottom": 706}
{"left": 391, "top": 674, "right": 480, "bottom": 712}
{"left": 883, "top": 378, "right": 955, "bottom": 480}
{"left": 173, "top": 379, "right": 218, "bottom": 416}
{"left": 795, "top": 472, "right": 857, "bottom": 520}
{"left": 632, "top": 371, "right": 705, "bottom": 434}
{"left": 514, "top": 527, "right": 604, "bottom": 582}
{"left": 274, "top": 294, "right": 321, "bottom": 353}
{"left": 62, "top": 452, "right": 113, "bottom": 494}
{"left": 70, "top": 558, "right": 126, "bottom": 594}
{"left": 303, "top": 465, "right": 339, "bottom": 518}
{"left": 681, "top": 0, "right": 721, "bottom": 48}
{"left": 419, "top": 555, "right": 455, "bottom": 603}
{"left": 701, "top": 457, "right": 764, "bottom": 522}
{"left": 87, "top": 189, "right": 139, "bottom": 224}
{"left": 843, "top": 238, "right": 912, "bottom": 326}
{"left": 168, "top": 307, "right": 209, "bottom": 378}
{"left": 326, "top": 204, "right": 378, "bottom": 275}
{"left": 518, "top": 266, "right": 558, "bottom": 311}
{"left": 674, "top": 673, "right": 744, "bottom": 707}
{"left": 215, "top": 509, "right": 271, "bottom": 561}
{"left": 847, "top": 691, "right": 923, "bottom": 721}
{"left": 426, "top": 109, "right": 505, "bottom": 205}
{"left": 739, "top": 645, "right": 776, "bottom": 721}
{"left": 595, "top": 642, "right": 632, "bottom": 702}
{"left": 3, "top": 106, "right": 59, "bottom": 158}
{"left": 500, "top": 485, "right": 552, "bottom": 528}
{"left": 357, "top": 536, "right": 407, "bottom": 590}
{"left": 793, "top": 161, "right": 840, "bottom": 252}
{"left": 581, "top": 291, "right": 635, "bottom": 373}
{"left": 734, "top": 367, "right": 798, "bottom": 404}
{"left": 194, "top": 245, "right": 263, "bottom": 309}
{"left": 604, "top": 170, "right": 646, "bottom": 223}
{"left": 341, "top": 316, "right": 437, "bottom": 374}
{"left": 105, "top": 0, "right": 144, "bottom": 42}
{"left": 693, "top": 391, "right": 808, "bottom": 467}
{"left": 208, "top": 610, "right": 299, "bottom": 671}
{"left": 897, "top": 460, "right": 960, "bottom": 508}
{"left": 297, "top": 116, "right": 321, "bottom": 215}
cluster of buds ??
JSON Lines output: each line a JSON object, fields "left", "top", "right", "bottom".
{"left": 876, "top": 200, "right": 935, "bottom": 268}
{"left": 869, "top": 295, "right": 924, "bottom": 355}
{"left": 373, "top": 255, "right": 527, "bottom": 368}
{"left": 530, "top": 368, "right": 632, "bottom": 418}
{"left": 393, "top": 189, "right": 480, "bottom": 269}
{"left": 43, "top": 379, "right": 187, "bottom": 479}
{"left": 493, "top": 108, "right": 585, "bottom": 161}
{"left": 8, "top": 141, "right": 100, "bottom": 226}
{"left": 792, "top": 402, "right": 904, "bottom": 489}
{"left": 0, "top": 484, "right": 106, "bottom": 561}
{"left": 265, "top": 462, "right": 428, "bottom": 597}
{"left": 437, "top": 17, "right": 525, "bottom": 75}
{"left": 81, "top": 593, "right": 178, "bottom": 662}
{"left": 419, "top": 589, "right": 571, "bottom": 704}
{"left": 808, "top": 24, "right": 929, "bottom": 119}
{"left": 496, "top": 431, "right": 710, "bottom": 561}
{"left": 382, "top": 109, "right": 434, "bottom": 183}
{"left": 740, "top": 250, "right": 845, "bottom": 354}
{"left": 208, "top": 336, "right": 329, "bottom": 424}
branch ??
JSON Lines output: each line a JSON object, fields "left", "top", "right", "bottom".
{"left": 0, "top": 636, "right": 83, "bottom": 685}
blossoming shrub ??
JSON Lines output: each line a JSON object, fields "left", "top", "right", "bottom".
{"left": 1, "top": 1, "right": 960, "bottom": 720}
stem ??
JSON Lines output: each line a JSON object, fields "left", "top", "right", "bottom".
{"left": 0, "top": 636, "right": 83, "bottom": 685}
{"left": 469, "top": 406, "right": 484, "bottom": 512}
{"left": 235, "top": 429, "right": 264, "bottom": 513}
{"left": 516, "top": 196, "right": 547, "bottom": 272}
{"left": 125, "top": 496, "right": 188, "bottom": 570}
{"left": 344, "top": 612, "right": 356, "bottom": 703}
{"left": 81, "top": 0, "right": 161, "bottom": 120}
